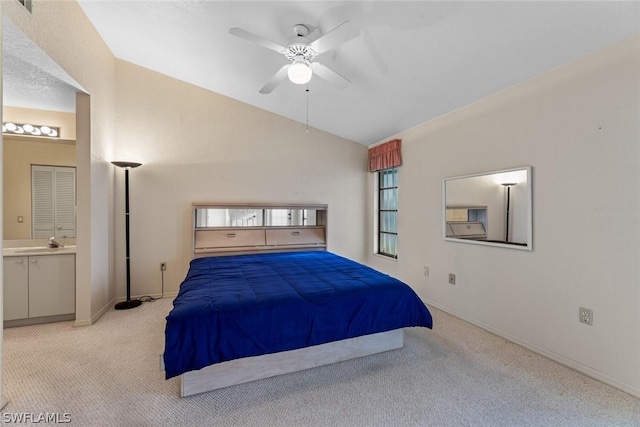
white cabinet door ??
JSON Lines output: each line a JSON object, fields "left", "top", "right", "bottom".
{"left": 28, "top": 254, "right": 75, "bottom": 318}
{"left": 3, "top": 257, "right": 29, "bottom": 321}
{"left": 32, "top": 166, "right": 55, "bottom": 238}
{"left": 54, "top": 167, "right": 76, "bottom": 238}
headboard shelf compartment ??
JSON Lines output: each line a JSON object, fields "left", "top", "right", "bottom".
{"left": 193, "top": 203, "right": 328, "bottom": 257}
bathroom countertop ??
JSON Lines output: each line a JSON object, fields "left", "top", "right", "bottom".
{"left": 3, "top": 246, "right": 77, "bottom": 257}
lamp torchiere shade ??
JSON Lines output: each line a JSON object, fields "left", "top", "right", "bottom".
{"left": 112, "top": 161, "right": 142, "bottom": 169}
{"left": 112, "top": 161, "right": 142, "bottom": 310}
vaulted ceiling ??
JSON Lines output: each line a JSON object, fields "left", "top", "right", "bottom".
{"left": 5, "top": 2, "right": 640, "bottom": 145}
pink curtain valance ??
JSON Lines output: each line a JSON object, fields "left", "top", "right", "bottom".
{"left": 368, "top": 139, "right": 402, "bottom": 172}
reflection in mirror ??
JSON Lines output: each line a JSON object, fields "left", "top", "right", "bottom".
{"left": 266, "top": 209, "right": 316, "bottom": 226}
{"left": 3, "top": 135, "right": 77, "bottom": 240}
{"left": 444, "top": 166, "right": 532, "bottom": 250}
{"left": 196, "top": 209, "right": 263, "bottom": 227}
{"left": 195, "top": 208, "right": 318, "bottom": 227}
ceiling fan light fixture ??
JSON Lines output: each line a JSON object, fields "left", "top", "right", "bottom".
{"left": 288, "top": 58, "right": 312, "bottom": 85}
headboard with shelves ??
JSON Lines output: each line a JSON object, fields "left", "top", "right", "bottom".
{"left": 192, "top": 203, "right": 327, "bottom": 257}
{"left": 445, "top": 205, "right": 488, "bottom": 240}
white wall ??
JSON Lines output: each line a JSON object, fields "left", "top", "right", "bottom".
{"left": 113, "top": 60, "right": 368, "bottom": 299}
{"left": 367, "top": 36, "right": 640, "bottom": 397}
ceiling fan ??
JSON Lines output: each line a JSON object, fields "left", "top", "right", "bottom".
{"left": 229, "top": 21, "right": 360, "bottom": 94}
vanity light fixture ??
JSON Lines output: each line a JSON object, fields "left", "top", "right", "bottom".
{"left": 501, "top": 183, "right": 517, "bottom": 243}
{"left": 2, "top": 122, "right": 59, "bottom": 138}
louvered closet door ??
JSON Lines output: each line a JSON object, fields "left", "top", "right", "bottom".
{"left": 32, "top": 166, "right": 76, "bottom": 238}
{"left": 54, "top": 167, "right": 76, "bottom": 238}
{"left": 32, "top": 166, "right": 55, "bottom": 238}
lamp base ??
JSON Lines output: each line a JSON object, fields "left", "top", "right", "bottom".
{"left": 114, "top": 299, "right": 142, "bottom": 310}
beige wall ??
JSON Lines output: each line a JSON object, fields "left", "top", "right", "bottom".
{"left": 3, "top": 0, "right": 117, "bottom": 325}
{"left": 367, "top": 36, "right": 640, "bottom": 397}
{"left": 3, "top": 107, "right": 76, "bottom": 240}
{"left": 114, "top": 60, "right": 367, "bottom": 299}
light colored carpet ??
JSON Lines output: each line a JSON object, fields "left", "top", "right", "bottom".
{"left": 2, "top": 297, "right": 639, "bottom": 426}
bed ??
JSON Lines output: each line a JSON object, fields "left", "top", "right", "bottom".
{"left": 162, "top": 203, "right": 433, "bottom": 397}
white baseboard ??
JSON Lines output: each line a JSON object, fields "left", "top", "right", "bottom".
{"left": 73, "top": 298, "right": 112, "bottom": 327}
{"left": 423, "top": 298, "right": 640, "bottom": 399}
{"left": 73, "top": 292, "right": 176, "bottom": 327}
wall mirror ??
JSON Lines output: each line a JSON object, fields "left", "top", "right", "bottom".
{"left": 3, "top": 135, "right": 77, "bottom": 240}
{"left": 195, "top": 208, "right": 321, "bottom": 228}
{"left": 443, "top": 166, "right": 532, "bottom": 250}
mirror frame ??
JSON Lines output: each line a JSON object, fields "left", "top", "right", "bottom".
{"left": 443, "top": 166, "right": 533, "bottom": 251}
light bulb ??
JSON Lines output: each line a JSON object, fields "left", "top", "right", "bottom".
{"left": 288, "top": 59, "right": 312, "bottom": 85}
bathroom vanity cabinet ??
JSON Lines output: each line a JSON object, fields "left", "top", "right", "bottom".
{"left": 3, "top": 253, "right": 75, "bottom": 325}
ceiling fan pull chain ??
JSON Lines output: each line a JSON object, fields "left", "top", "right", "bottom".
{"left": 306, "top": 85, "right": 310, "bottom": 133}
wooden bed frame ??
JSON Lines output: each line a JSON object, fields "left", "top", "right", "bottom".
{"left": 163, "top": 203, "right": 405, "bottom": 397}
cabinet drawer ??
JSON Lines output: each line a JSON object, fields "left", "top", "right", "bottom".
{"left": 265, "top": 228, "right": 325, "bottom": 246}
{"left": 195, "top": 229, "right": 266, "bottom": 249}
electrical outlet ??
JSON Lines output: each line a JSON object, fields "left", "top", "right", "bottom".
{"left": 423, "top": 266, "right": 429, "bottom": 277}
{"left": 160, "top": 262, "right": 167, "bottom": 271}
{"left": 579, "top": 307, "right": 593, "bottom": 326}
{"left": 448, "top": 273, "right": 456, "bottom": 285}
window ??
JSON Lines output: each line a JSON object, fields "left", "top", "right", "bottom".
{"left": 378, "top": 167, "right": 398, "bottom": 258}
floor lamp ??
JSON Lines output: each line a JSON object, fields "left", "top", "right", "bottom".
{"left": 112, "top": 161, "right": 142, "bottom": 310}
{"left": 501, "top": 183, "right": 517, "bottom": 243}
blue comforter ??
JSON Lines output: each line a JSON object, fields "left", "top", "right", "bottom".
{"left": 164, "top": 251, "right": 432, "bottom": 379}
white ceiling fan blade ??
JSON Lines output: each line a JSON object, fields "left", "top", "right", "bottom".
{"left": 310, "top": 62, "right": 350, "bottom": 89}
{"left": 309, "top": 21, "right": 360, "bottom": 55}
{"left": 259, "top": 64, "right": 290, "bottom": 94}
{"left": 229, "top": 27, "right": 287, "bottom": 54}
